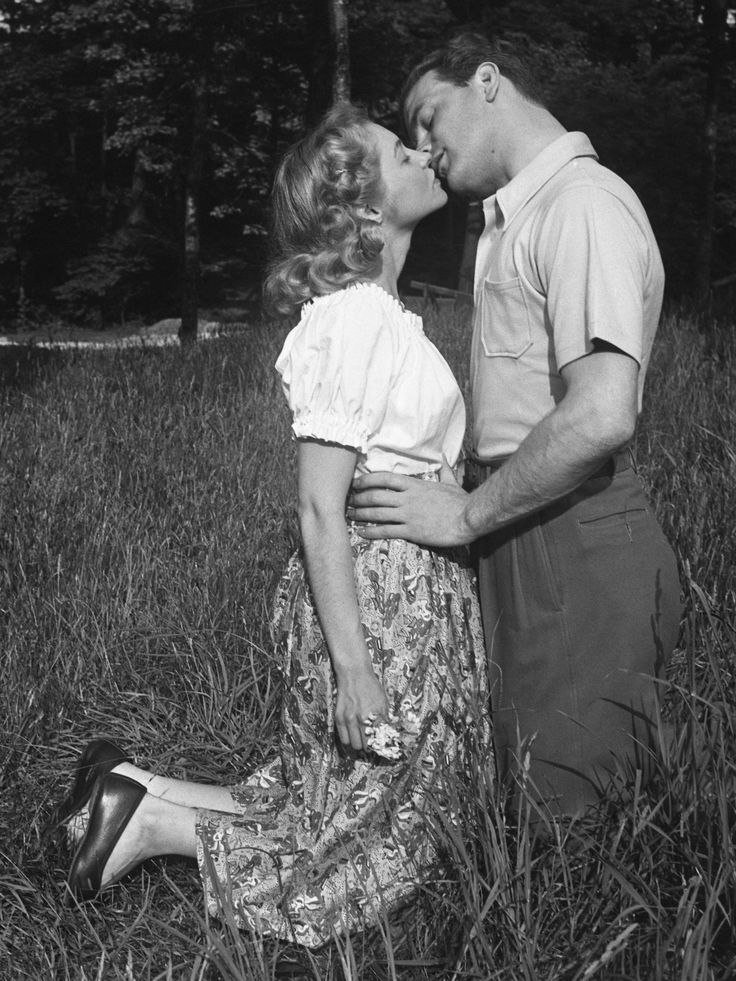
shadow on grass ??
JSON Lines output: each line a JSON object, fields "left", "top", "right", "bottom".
{"left": 0, "top": 345, "right": 67, "bottom": 393}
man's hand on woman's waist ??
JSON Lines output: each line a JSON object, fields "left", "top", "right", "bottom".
{"left": 348, "top": 459, "right": 475, "bottom": 546}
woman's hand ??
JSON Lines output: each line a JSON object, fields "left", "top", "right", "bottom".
{"left": 334, "top": 663, "right": 389, "bottom": 752}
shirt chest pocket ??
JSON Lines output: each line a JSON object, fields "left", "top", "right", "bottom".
{"left": 479, "top": 277, "right": 533, "bottom": 358}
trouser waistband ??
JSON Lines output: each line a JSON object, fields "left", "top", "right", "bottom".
{"left": 464, "top": 446, "right": 633, "bottom": 488}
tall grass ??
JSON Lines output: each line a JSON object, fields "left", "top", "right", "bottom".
{"left": 0, "top": 304, "right": 734, "bottom": 980}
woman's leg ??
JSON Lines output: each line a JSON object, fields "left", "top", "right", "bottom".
{"left": 64, "top": 764, "right": 239, "bottom": 848}
{"left": 92, "top": 792, "right": 199, "bottom": 891}
{"left": 111, "top": 762, "right": 238, "bottom": 811}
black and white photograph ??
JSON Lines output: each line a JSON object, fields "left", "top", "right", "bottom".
{"left": 1, "top": 1, "right": 735, "bottom": 978}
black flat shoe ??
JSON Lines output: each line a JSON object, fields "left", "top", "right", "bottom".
{"left": 67, "top": 772, "right": 147, "bottom": 900}
{"left": 55, "top": 738, "right": 130, "bottom": 826}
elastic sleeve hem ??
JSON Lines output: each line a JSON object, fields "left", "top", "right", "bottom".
{"left": 291, "top": 412, "right": 369, "bottom": 452}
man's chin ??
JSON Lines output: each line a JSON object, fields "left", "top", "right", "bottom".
{"left": 448, "top": 177, "right": 495, "bottom": 201}
{"left": 446, "top": 183, "right": 476, "bottom": 201}
{"left": 442, "top": 172, "right": 474, "bottom": 199}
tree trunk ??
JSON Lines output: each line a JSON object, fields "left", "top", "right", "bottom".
{"left": 127, "top": 148, "right": 147, "bottom": 229}
{"left": 457, "top": 201, "right": 484, "bottom": 295}
{"left": 101, "top": 112, "right": 108, "bottom": 198}
{"left": 694, "top": 0, "right": 727, "bottom": 304}
{"left": 180, "top": 68, "right": 208, "bottom": 344}
{"left": 17, "top": 254, "right": 28, "bottom": 324}
{"left": 329, "top": 0, "right": 351, "bottom": 105}
{"left": 305, "top": 0, "right": 332, "bottom": 124}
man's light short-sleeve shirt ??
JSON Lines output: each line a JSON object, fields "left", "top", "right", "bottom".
{"left": 471, "top": 132, "right": 665, "bottom": 461}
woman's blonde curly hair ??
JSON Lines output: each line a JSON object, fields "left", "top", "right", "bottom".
{"left": 264, "top": 104, "right": 385, "bottom": 318}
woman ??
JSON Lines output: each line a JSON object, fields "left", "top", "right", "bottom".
{"left": 59, "top": 104, "right": 489, "bottom": 948}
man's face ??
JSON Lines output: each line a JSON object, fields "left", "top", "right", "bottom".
{"left": 403, "top": 69, "right": 499, "bottom": 199}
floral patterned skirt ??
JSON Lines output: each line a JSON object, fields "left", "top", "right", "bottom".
{"left": 195, "top": 524, "right": 489, "bottom": 948}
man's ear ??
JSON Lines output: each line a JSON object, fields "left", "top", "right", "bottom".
{"left": 476, "top": 62, "right": 501, "bottom": 103}
{"left": 356, "top": 204, "right": 383, "bottom": 224}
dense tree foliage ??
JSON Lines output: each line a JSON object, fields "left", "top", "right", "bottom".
{"left": 0, "top": 0, "right": 734, "bottom": 328}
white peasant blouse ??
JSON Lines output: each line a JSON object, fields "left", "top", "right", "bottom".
{"left": 275, "top": 282, "right": 466, "bottom": 476}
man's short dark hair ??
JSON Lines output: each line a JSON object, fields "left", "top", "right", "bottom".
{"left": 400, "top": 31, "right": 545, "bottom": 132}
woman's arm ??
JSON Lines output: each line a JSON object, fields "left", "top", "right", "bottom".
{"left": 297, "top": 439, "right": 389, "bottom": 751}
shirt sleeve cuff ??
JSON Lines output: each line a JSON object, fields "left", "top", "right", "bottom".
{"left": 555, "top": 327, "right": 642, "bottom": 371}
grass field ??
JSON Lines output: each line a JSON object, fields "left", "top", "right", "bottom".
{"left": 1, "top": 303, "right": 734, "bottom": 980}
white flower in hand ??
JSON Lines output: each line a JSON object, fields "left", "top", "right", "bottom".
{"left": 363, "top": 709, "right": 420, "bottom": 761}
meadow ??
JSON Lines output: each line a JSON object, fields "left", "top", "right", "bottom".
{"left": 1, "top": 303, "right": 734, "bottom": 981}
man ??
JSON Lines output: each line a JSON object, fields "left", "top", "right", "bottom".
{"left": 349, "top": 33, "right": 681, "bottom": 818}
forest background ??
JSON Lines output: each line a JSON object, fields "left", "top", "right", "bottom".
{"left": 1, "top": 0, "right": 735, "bottom": 338}
{"left": 3, "top": 3, "right": 736, "bottom": 978}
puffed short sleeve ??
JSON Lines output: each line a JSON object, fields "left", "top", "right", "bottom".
{"left": 275, "top": 290, "right": 399, "bottom": 452}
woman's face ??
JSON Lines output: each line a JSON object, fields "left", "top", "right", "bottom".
{"left": 365, "top": 122, "right": 447, "bottom": 232}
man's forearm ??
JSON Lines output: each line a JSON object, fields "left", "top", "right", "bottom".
{"left": 349, "top": 347, "right": 639, "bottom": 547}
{"left": 464, "top": 396, "right": 629, "bottom": 538}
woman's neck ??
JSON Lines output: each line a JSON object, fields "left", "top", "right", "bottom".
{"left": 373, "top": 229, "right": 412, "bottom": 299}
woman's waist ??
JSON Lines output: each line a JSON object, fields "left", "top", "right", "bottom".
{"left": 354, "top": 436, "right": 461, "bottom": 478}
{"left": 354, "top": 466, "right": 446, "bottom": 482}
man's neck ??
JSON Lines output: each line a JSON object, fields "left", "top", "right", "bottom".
{"left": 498, "top": 102, "right": 567, "bottom": 187}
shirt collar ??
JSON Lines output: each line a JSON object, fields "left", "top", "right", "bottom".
{"left": 484, "top": 132, "right": 597, "bottom": 230}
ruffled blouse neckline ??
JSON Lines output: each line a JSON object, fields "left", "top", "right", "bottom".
{"left": 307, "top": 281, "right": 423, "bottom": 331}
